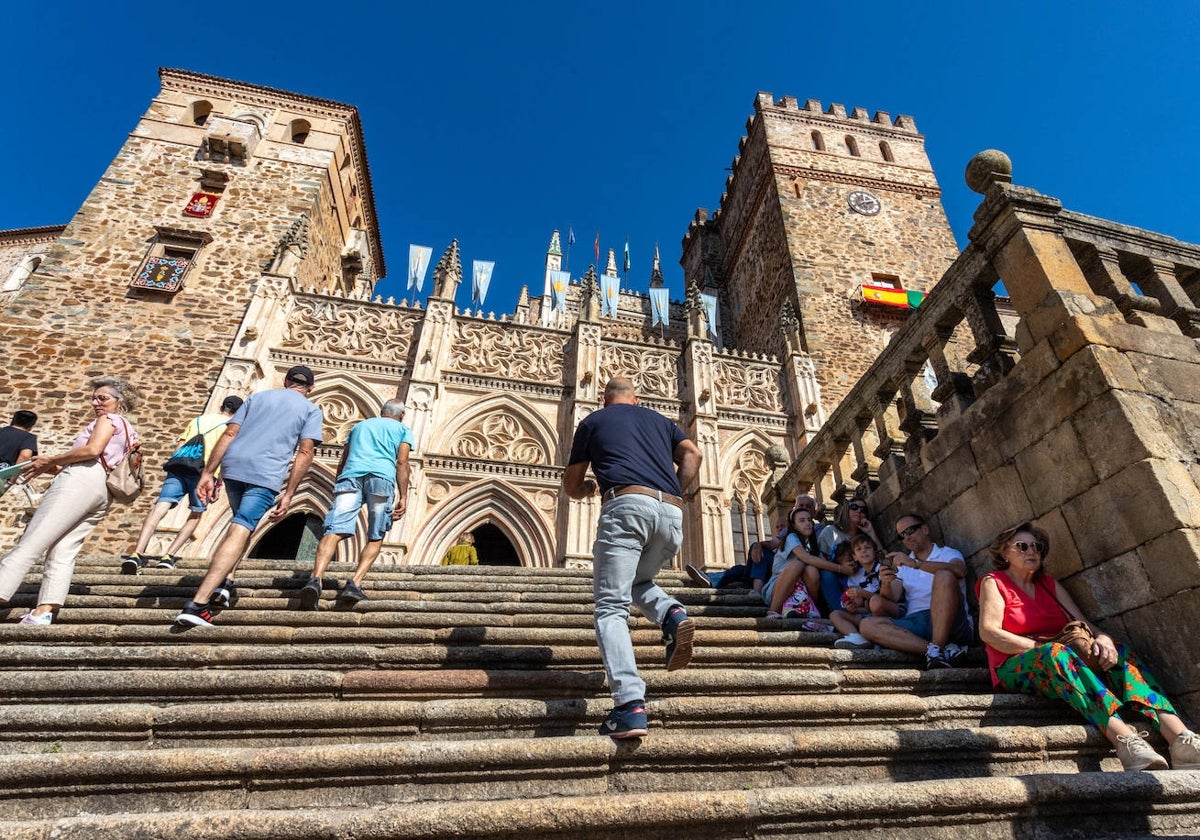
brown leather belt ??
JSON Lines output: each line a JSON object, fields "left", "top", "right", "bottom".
{"left": 602, "top": 484, "right": 683, "bottom": 508}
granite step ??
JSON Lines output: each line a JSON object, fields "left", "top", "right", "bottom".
{"left": 4, "top": 771, "right": 1199, "bottom": 839}
{"left": 0, "top": 725, "right": 1139, "bottom": 820}
{"left": 0, "top": 691, "right": 1073, "bottom": 752}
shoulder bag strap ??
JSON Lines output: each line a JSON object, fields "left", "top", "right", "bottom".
{"left": 1036, "top": 575, "right": 1080, "bottom": 623}
{"left": 99, "top": 414, "right": 133, "bottom": 473}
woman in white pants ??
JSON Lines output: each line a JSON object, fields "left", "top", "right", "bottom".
{"left": 0, "top": 376, "right": 141, "bottom": 625}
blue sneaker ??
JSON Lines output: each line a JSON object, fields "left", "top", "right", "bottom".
{"left": 662, "top": 605, "right": 695, "bottom": 672}
{"left": 598, "top": 700, "right": 648, "bottom": 739}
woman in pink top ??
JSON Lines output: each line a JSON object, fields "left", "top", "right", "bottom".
{"left": 0, "top": 376, "right": 141, "bottom": 625}
{"left": 979, "top": 521, "right": 1199, "bottom": 772}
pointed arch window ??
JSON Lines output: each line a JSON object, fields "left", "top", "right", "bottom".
{"left": 879, "top": 141, "right": 894, "bottom": 162}
{"left": 811, "top": 131, "right": 825, "bottom": 151}
{"left": 845, "top": 136, "right": 860, "bottom": 157}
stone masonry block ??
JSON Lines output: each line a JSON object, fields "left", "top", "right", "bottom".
{"left": 940, "top": 465, "right": 1032, "bottom": 558}
{"left": 1062, "top": 459, "right": 1200, "bottom": 564}
{"left": 1071, "top": 550, "right": 1156, "bottom": 621}
{"left": 915, "top": 445, "right": 980, "bottom": 511}
{"left": 1121, "top": 586, "right": 1200, "bottom": 699}
{"left": 1034, "top": 508, "right": 1083, "bottom": 579}
{"left": 1137, "top": 528, "right": 1200, "bottom": 600}
{"left": 972, "top": 344, "right": 1116, "bottom": 475}
{"left": 1014, "top": 420, "right": 1097, "bottom": 516}
{"left": 1127, "top": 352, "right": 1200, "bottom": 405}
{"left": 1073, "top": 389, "right": 1189, "bottom": 481}
{"left": 1050, "top": 312, "right": 1200, "bottom": 367}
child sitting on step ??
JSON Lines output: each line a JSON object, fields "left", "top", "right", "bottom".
{"left": 831, "top": 534, "right": 903, "bottom": 649}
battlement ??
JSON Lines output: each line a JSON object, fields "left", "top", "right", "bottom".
{"left": 752, "top": 91, "right": 918, "bottom": 133}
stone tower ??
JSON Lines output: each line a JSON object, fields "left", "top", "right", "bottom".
{"left": 0, "top": 68, "right": 383, "bottom": 548}
{"left": 681, "top": 93, "right": 960, "bottom": 410}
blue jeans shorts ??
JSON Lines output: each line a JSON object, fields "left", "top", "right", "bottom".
{"left": 223, "top": 479, "right": 278, "bottom": 531}
{"left": 890, "top": 607, "right": 973, "bottom": 645}
{"left": 158, "top": 472, "right": 205, "bottom": 513}
{"left": 323, "top": 475, "right": 395, "bottom": 541}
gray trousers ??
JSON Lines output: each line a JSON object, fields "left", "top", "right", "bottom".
{"left": 0, "top": 460, "right": 109, "bottom": 606}
{"left": 592, "top": 493, "right": 684, "bottom": 705}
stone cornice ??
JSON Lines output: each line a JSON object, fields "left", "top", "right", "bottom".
{"left": 439, "top": 373, "right": 572, "bottom": 400}
{"left": 424, "top": 455, "right": 564, "bottom": 483}
{"left": 268, "top": 350, "right": 409, "bottom": 379}
{"left": 0, "top": 225, "right": 66, "bottom": 247}
{"left": 759, "top": 105, "right": 924, "bottom": 141}
{"left": 774, "top": 164, "right": 942, "bottom": 199}
{"left": 159, "top": 68, "right": 385, "bottom": 280}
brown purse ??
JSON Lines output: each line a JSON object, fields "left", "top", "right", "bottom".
{"left": 1035, "top": 578, "right": 1107, "bottom": 671}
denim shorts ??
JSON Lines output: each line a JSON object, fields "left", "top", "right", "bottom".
{"left": 157, "top": 472, "right": 205, "bottom": 513}
{"left": 223, "top": 479, "right": 278, "bottom": 530}
{"left": 323, "top": 475, "right": 395, "bottom": 541}
{"left": 890, "top": 607, "right": 972, "bottom": 645}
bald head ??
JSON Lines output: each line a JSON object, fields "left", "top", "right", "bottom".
{"left": 603, "top": 378, "right": 638, "bottom": 407}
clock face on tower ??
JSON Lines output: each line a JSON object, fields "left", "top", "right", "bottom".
{"left": 847, "top": 190, "right": 882, "bottom": 216}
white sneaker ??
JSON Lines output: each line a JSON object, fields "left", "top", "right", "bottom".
{"left": 945, "top": 643, "right": 968, "bottom": 665}
{"left": 18, "top": 611, "right": 52, "bottom": 626}
{"left": 834, "top": 632, "right": 871, "bottom": 649}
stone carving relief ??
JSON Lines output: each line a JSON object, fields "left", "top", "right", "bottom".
{"left": 427, "top": 481, "right": 450, "bottom": 502}
{"left": 450, "top": 413, "right": 546, "bottom": 464}
{"left": 313, "top": 392, "right": 364, "bottom": 444}
{"left": 696, "top": 421, "right": 718, "bottom": 446}
{"left": 712, "top": 358, "right": 783, "bottom": 411}
{"left": 447, "top": 321, "right": 564, "bottom": 381}
{"left": 215, "top": 360, "right": 259, "bottom": 394}
{"left": 600, "top": 345, "right": 678, "bottom": 398}
{"left": 279, "top": 297, "right": 416, "bottom": 360}
{"left": 730, "top": 448, "right": 772, "bottom": 498}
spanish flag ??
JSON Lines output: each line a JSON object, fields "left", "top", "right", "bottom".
{"left": 861, "top": 284, "right": 924, "bottom": 309}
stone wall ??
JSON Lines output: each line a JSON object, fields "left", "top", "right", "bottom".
{"left": 774, "top": 153, "right": 1200, "bottom": 717}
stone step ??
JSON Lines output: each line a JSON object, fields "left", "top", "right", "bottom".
{"left": 0, "top": 664, "right": 991, "bottom": 704}
{"left": 0, "top": 692, "right": 1074, "bottom": 753}
{"left": 4, "top": 770, "right": 1199, "bottom": 839}
{"left": 0, "top": 725, "right": 1138, "bottom": 821}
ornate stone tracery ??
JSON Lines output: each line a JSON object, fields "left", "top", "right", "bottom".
{"left": 280, "top": 296, "right": 416, "bottom": 360}
{"left": 730, "top": 447, "right": 772, "bottom": 499}
{"left": 450, "top": 412, "right": 546, "bottom": 464}
{"left": 447, "top": 320, "right": 564, "bottom": 381}
{"left": 712, "top": 357, "right": 783, "bottom": 411}
{"left": 599, "top": 344, "right": 678, "bottom": 398}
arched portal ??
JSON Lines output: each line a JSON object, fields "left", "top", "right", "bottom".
{"left": 472, "top": 523, "right": 520, "bottom": 566}
{"left": 248, "top": 512, "right": 323, "bottom": 564}
{"left": 412, "top": 478, "right": 556, "bottom": 567}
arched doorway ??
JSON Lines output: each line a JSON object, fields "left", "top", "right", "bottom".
{"left": 472, "top": 522, "right": 520, "bottom": 566}
{"left": 249, "top": 512, "right": 323, "bottom": 564}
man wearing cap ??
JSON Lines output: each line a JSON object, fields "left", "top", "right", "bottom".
{"left": 120, "top": 395, "right": 243, "bottom": 571}
{"left": 563, "top": 377, "right": 703, "bottom": 739}
{"left": 297, "top": 398, "right": 414, "bottom": 609}
{"left": 174, "top": 366, "right": 324, "bottom": 627}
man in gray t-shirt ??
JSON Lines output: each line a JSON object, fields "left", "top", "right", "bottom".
{"left": 174, "top": 366, "right": 324, "bottom": 627}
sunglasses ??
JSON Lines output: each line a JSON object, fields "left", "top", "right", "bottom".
{"left": 848, "top": 502, "right": 867, "bottom": 512}
{"left": 897, "top": 523, "right": 923, "bottom": 538}
{"left": 1010, "top": 541, "right": 1043, "bottom": 555}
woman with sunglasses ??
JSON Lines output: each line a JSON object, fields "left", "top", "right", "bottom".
{"left": 813, "top": 498, "right": 883, "bottom": 614}
{"left": 0, "top": 376, "right": 141, "bottom": 625}
{"left": 978, "top": 521, "right": 1200, "bottom": 771}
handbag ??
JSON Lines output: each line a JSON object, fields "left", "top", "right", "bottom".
{"left": 162, "top": 417, "right": 225, "bottom": 476}
{"left": 100, "top": 416, "right": 143, "bottom": 503}
{"left": 1035, "top": 578, "right": 1107, "bottom": 671}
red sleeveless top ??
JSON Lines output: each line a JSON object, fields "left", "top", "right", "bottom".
{"left": 978, "top": 571, "right": 1069, "bottom": 688}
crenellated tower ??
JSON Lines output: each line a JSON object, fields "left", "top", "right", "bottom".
{"left": 682, "top": 92, "right": 960, "bottom": 411}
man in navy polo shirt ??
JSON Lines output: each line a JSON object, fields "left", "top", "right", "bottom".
{"left": 564, "top": 377, "right": 703, "bottom": 739}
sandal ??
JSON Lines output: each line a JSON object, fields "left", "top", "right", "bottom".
{"left": 765, "top": 610, "right": 783, "bottom": 620}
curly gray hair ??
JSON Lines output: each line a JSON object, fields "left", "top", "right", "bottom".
{"left": 89, "top": 376, "right": 141, "bottom": 412}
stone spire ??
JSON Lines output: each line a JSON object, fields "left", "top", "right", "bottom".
{"left": 548, "top": 230, "right": 562, "bottom": 256}
{"left": 604, "top": 247, "right": 619, "bottom": 277}
{"left": 580, "top": 264, "right": 600, "bottom": 323}
{"left": 649, "top": 242, "right": 664, "bottom": 288}
{"left": 431, "top": 238, "right": 462, "bottom": 300}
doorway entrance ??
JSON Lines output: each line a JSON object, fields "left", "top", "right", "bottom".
{"left": 249, "top": 512, "right": 323, "bottom": 564}
{"left": 472, "top": 522, "right": 520, "bottom": 566}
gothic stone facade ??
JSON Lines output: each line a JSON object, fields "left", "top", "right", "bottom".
{"left": 0, "top": 71, "right": 944, "bottom": 570}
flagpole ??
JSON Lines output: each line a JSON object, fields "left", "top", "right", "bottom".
{"left": 565, "top": 224, "right": 573, "bottom": 272}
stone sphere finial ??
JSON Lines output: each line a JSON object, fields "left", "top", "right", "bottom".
{"left": 965, "top": 149, "right": 1013, "bottom": 194}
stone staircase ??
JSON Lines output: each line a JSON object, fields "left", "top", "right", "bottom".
{"left": 1, "top": 557, "right": 1198, "bottom": 838}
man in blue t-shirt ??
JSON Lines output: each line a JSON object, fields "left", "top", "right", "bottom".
{"left": 298, "top": 399, "right": 414, "bottom": 610}
{"left": 564, "top": 377, "right": 703, "bottom": 740}
{"left": 174, "top": 365, "right": 324, "bottom": 627}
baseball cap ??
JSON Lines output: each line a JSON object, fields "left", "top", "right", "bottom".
{"left": 220, "top": 395, "right": 244, "bottom": 413}
{"left": 285, "top": 365, "right": 315, "bottom": 387}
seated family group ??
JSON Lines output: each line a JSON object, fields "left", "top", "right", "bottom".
{"left": 686, "top": 497, "right": 1200, "bottom": 772}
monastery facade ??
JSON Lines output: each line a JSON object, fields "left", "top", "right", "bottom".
{"left": 0, "top": 69, "right": 956, "bottom": 569}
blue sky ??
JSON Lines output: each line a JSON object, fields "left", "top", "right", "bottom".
{"left": 2, "top": 2, "right": 1197, "bottom": 312}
